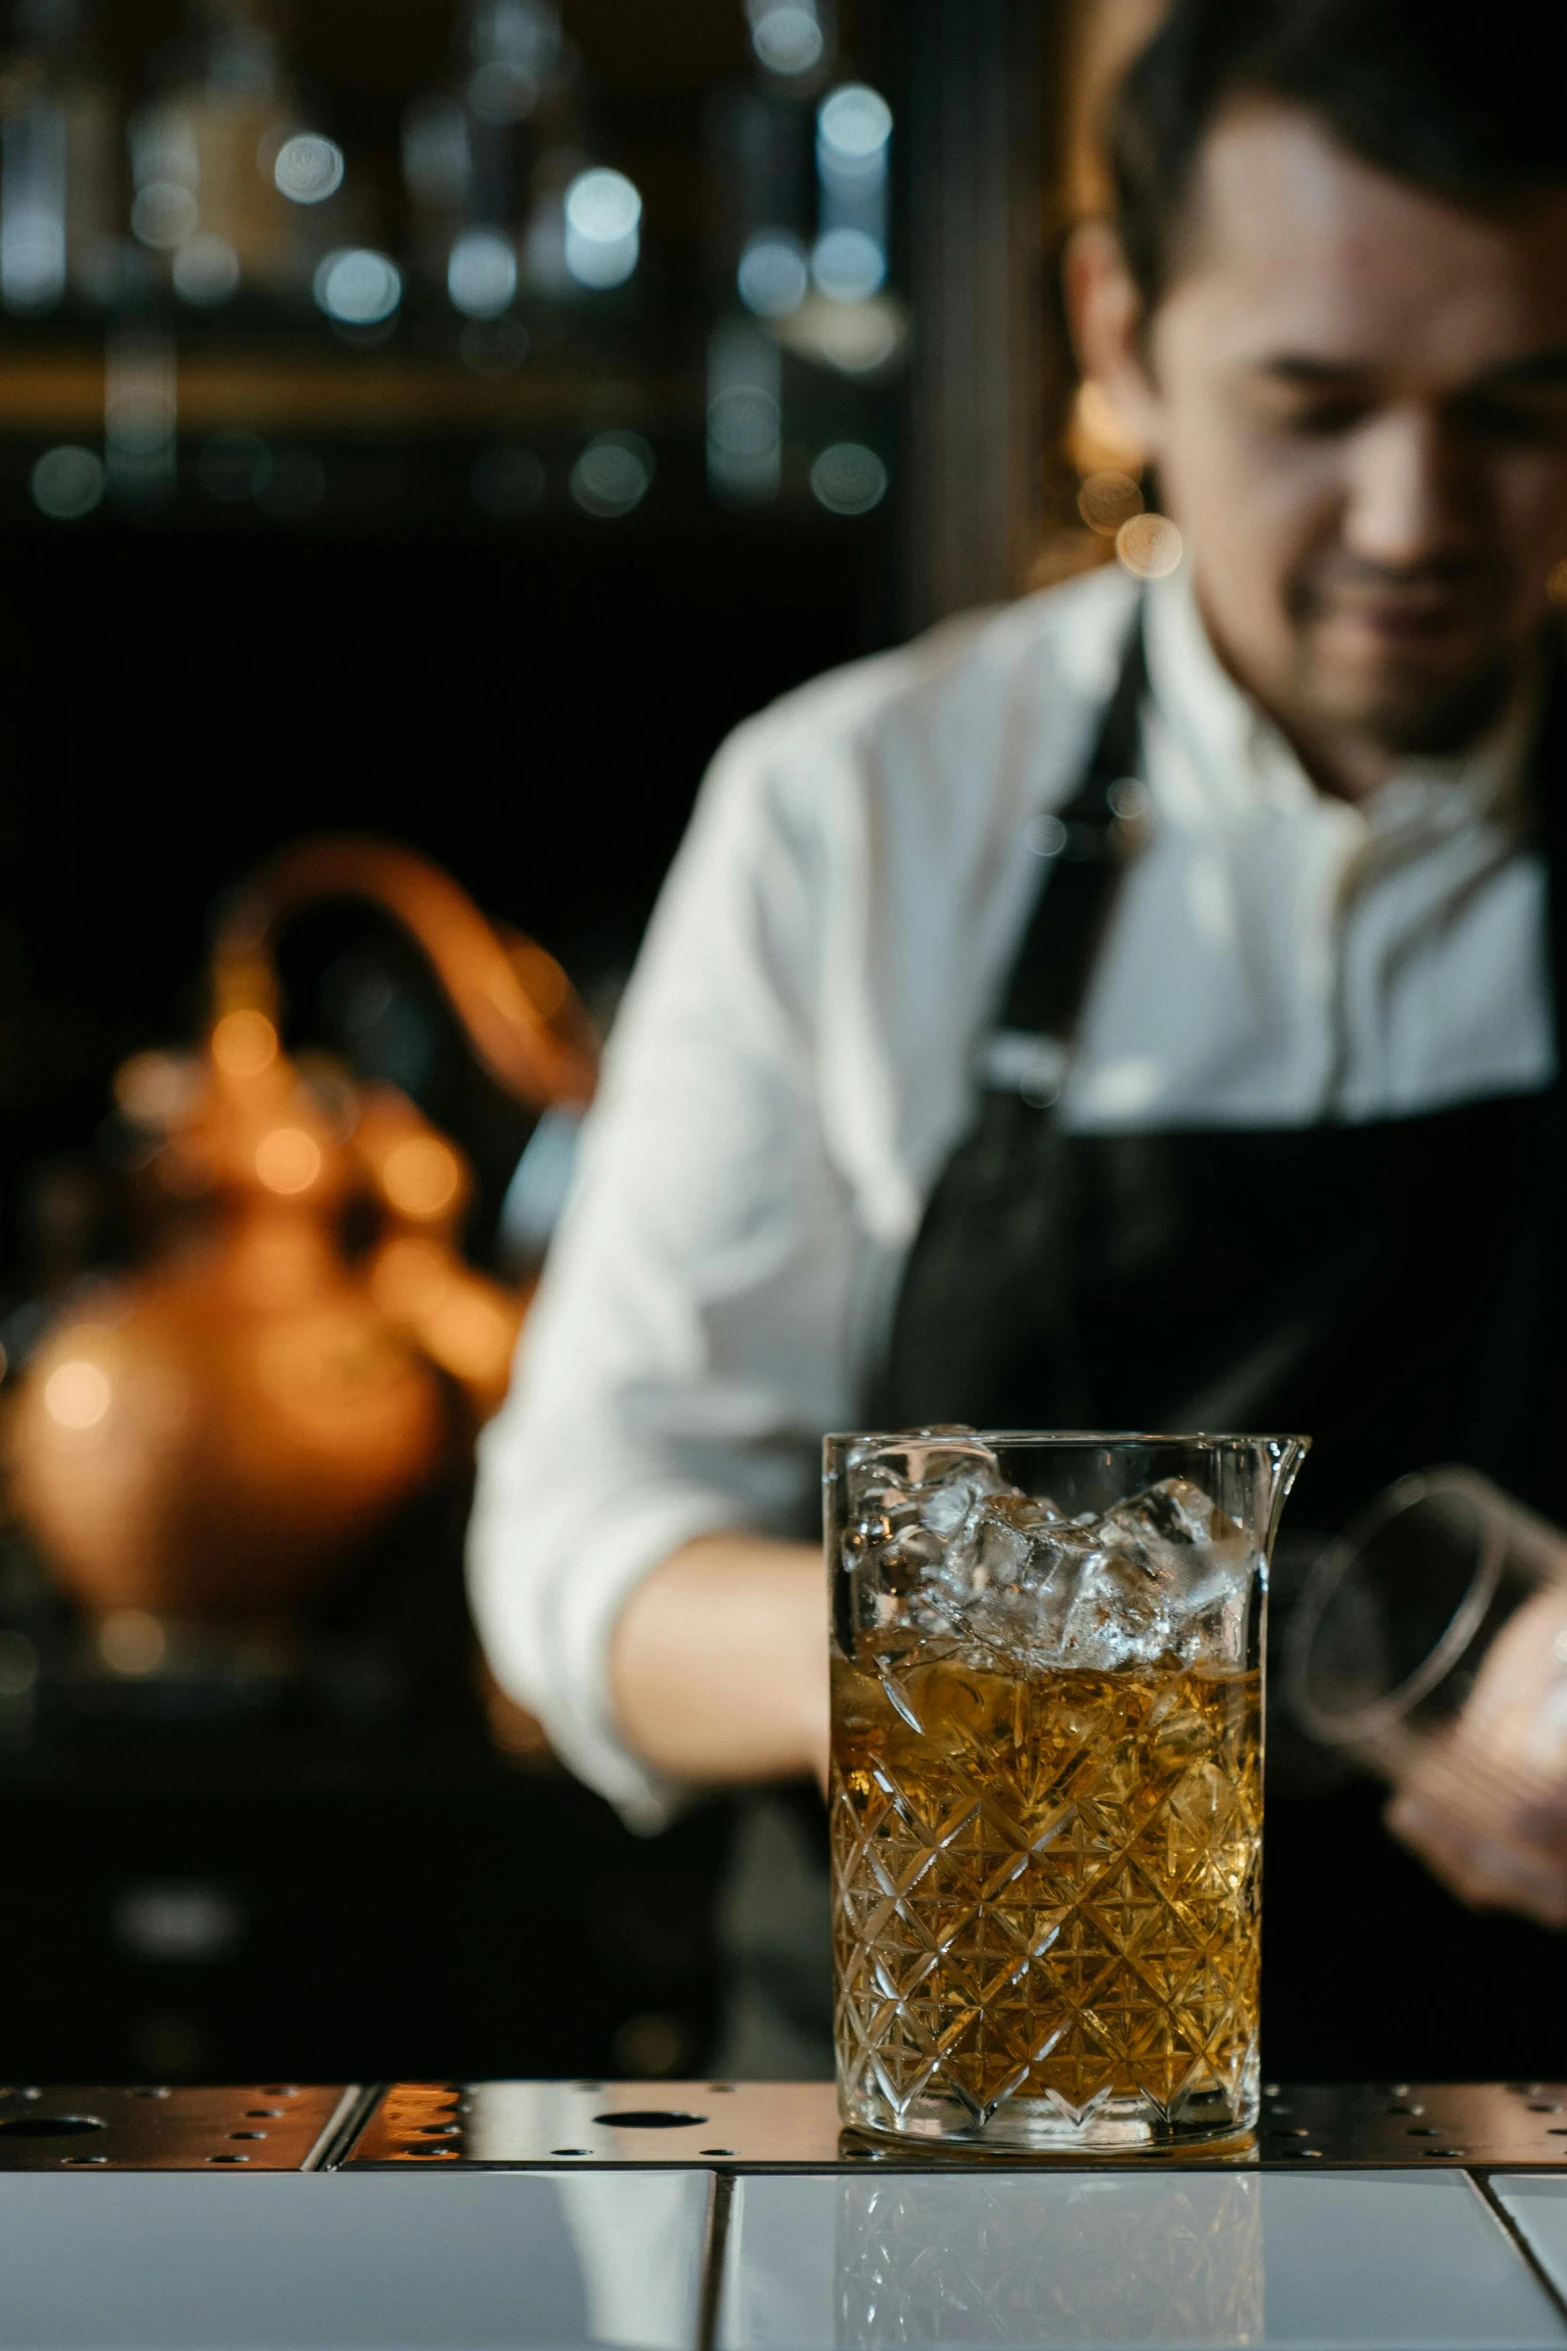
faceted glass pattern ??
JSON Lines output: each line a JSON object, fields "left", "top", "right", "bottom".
{"left": 831, "top": 1653, "right": 1262, "bottom": 2150}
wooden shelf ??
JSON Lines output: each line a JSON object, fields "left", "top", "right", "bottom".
{"left": 0, "top": 349, "right": 701, "bottom": 437}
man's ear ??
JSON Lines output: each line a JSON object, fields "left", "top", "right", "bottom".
{"left": 1062, "top": 218, "right": 1156, "bottom": 463}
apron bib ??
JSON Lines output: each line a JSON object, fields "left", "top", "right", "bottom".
{"left": 871, "top": 613, "right": 1567, "bottom": 2078}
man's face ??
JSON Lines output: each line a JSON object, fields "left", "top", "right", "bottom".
{"left": 1105, "top": 104, "right": 1567, "bottom": 760}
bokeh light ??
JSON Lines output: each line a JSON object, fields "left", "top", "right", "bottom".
{"left": 810, "top": 225, "right": 884, "bottom": 304}
{"left": 254, "top": 1128, "right": 323, "bottom": 1196}
{"left": 31, "top": 445, "right": 104, "bottom": 520}
{"left": 1108, "top": 779, "right": 1152, "bottom": 824}
{"left": 737, "top": 231, "right": 808, "bottom": 320}
{"left": 43, "top": 1358, "right": 112, "bottom": 1430}
{"left": 115, "top": 1050, "right": 201, "bottom": 1128}
{"left": 708, "top": 315, "right": 783, "bottom": 501}
{"left": 381, "top": 1136, "right": 461, "bottom": 1219}
{"left": 566, "top": 172, "right": 641, "bottom": 241}
{"left": 448, "top": 227, "right": 518, "bottom": 319}
{"left": 1116, "top": 511, "right": 1184, "bottom": 579}
{"left": 211, "top": 1009, "right": 278, "bottom": 1078}
{"left": 0, "top": 104, "right": 68, "bottom": 315}
{"left": 563, "top": 168, "right": 641, "bottom": 290}
{"left": 817, "top": 84, "right": 893, "bottom": 165}
{"left": 708, "top": 387, "right": 781, "bottom": 466}
{"left": 99, "top": 1609, "right": 167, "bottom": 1676}
{"left": 570, "top": 431, "right": 654, "bottom": 517}
{"left": 313, "top": 248, "right": 402, "bottom": 327}
{"left": 1024, "top": 812, "right": 1068, "bottom": 859}
{"left": 470, "top": 59, "right": 538, "bottom": 124}
{"left": 171, "top": 234, "right": 240, "bottom": 306}
{"left": 749, "top": 2, "right": 825, "bottom": 76}
{"left": 273, "top": 133, "right": 344, "bottom": 206}
{"left": 130, "top": 180, "right": 197, "bottom": 251}
{"left": 1078, "top": 470, "right": 1144, "bottom": 536}
{"left": 810, "top": 441, "right": 887, "bottom": 515}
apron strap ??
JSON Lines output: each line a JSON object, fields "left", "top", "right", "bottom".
{"left": 987, "top": 607, "right": 1149, "bottom": 1099}
{"left": 1462, "top": 635, "right": 1567, "bottom": 1491}
{"left": 873, "top": 607, "right": 1153, "bottom": 1429}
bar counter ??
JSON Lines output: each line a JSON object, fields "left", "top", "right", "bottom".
{"left": 4, "top": 2079, "right": 1567, "bottom": 2345}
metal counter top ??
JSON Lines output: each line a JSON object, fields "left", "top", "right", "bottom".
{"left": 2, "top": 2084, "right": 1567, "bottom": 2348}
{"left": 0, "top": 2081, "right": 360, "bottom": 2169}
{"left": 344, "top": 2076, "right": 1567, "bottom": 2171}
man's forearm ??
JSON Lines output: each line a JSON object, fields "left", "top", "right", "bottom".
{"left": 609, "top": 1531, "right": 828, "bottom": 1785}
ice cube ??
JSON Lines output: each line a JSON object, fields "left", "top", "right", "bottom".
{"left": 939, "top": 1494, "right": 1080, "bottom": 1656}
{"left": 1060, "top": 1536, "right": 1176, "bottom": 1667}
{"left": 1103, "top": 1476, "right": 1218, "bottom": 1550}
{"left": 968, "top": 1504, "right": 1032, "bottom": 1588}
{"left": 922, "top": 1478, "right": 985, "bottom": 1537}
{"left": 953, "top": 1492, "right": 1058, "bottom": 1586}
{"left": 1056, "top": 1480, "right": 1256, "bottom": 1668}
{"left": 843, "top": 1445, "right": 1254, "bottom": 1673}
{"left": 846, "top": 1427, "right": 1006, "bottom": 1518}
{"left": 844, "top": 1429, "right": 1008, "bottom": 1627}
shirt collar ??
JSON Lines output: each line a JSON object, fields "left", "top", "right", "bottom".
{"left": 1141, "top": 560, "right": 1538, "bottom": 839}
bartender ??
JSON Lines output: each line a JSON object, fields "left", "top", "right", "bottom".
{"left": 471, "top": 0, "right": 1567, "bottom": 2078}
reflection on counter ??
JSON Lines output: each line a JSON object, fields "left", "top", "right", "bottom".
{"left": 718, "top": 2171, "right": 1564, "bottom": 2350}
{"left": 835, "top": 2172, "right": 1263, "bottom": 2349}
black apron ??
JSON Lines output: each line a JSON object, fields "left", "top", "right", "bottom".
{"left": 872, "top": 614, "right": 1567, "bottom": 2081}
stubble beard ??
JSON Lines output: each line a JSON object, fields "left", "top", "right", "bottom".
{"left": 1289, "top": 633, "right": 1520, "bottom": 762}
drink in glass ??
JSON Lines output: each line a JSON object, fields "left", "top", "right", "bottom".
{"left": 828, "top": 1430, "right": 1306, "bottom": 2153}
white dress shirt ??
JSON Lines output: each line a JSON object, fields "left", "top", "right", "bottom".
{"left": 468, "top": 561, "right": 1551, "bottom": 1827}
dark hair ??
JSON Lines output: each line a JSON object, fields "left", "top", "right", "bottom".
{"left": 1110, "top": 0, "right": 1567, "bottom": 309}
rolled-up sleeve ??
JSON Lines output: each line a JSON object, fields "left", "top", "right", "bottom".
{"left": 466, "top": 714, "right": 868, "bottom": 1829}
{"left": 464, "top": 578, "right": 1114, "bottom": 1827}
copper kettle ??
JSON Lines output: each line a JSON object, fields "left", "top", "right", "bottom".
{"left": 6, "top": 837, "right": 596, "bottom": 1622}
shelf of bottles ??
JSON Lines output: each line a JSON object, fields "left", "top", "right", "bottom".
{"left": 0, "top": 0, "right": 902, "bottom": 532}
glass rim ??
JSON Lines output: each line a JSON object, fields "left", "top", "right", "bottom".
{"left": 823, "top": 1428, "right": 1309, "bottom": 1450}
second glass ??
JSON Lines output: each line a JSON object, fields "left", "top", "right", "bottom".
{"left": 827, "top": 1429, "right": 1307, "bottom": 2155}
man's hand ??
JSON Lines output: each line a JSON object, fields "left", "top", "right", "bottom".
{"left": 610, "top": 1531, "right": 829, "bottom": 1789}
{"left": 1385, "top": 1582, "right": 1567, "bottom": 1930}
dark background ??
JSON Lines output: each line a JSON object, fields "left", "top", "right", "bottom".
{"left": 0, "top": 507, "right": 877, "bottom": 2089}
{"left": 0, "top": 0, "right": 1069, "bottom": 2087}
{"left": 0, "top": 506, "right": 884, "bottom": 1248}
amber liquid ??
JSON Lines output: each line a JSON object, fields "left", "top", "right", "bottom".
{"left": 831, "top": 1650, "right": 1262, "bottom": 2144}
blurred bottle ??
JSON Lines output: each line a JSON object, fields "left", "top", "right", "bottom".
{"left": 0, "top": 0, "right": 116, "bottom": 314}
{"left": 403, "top": 1, "right": 583, "bottom": 316}
{"left": 126, "top": 0, "right": 300, "bottom": 304}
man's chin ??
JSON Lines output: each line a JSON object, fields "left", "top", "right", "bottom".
{"left": 1296, "top": 641, "right": 1515, "bottom": 758}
